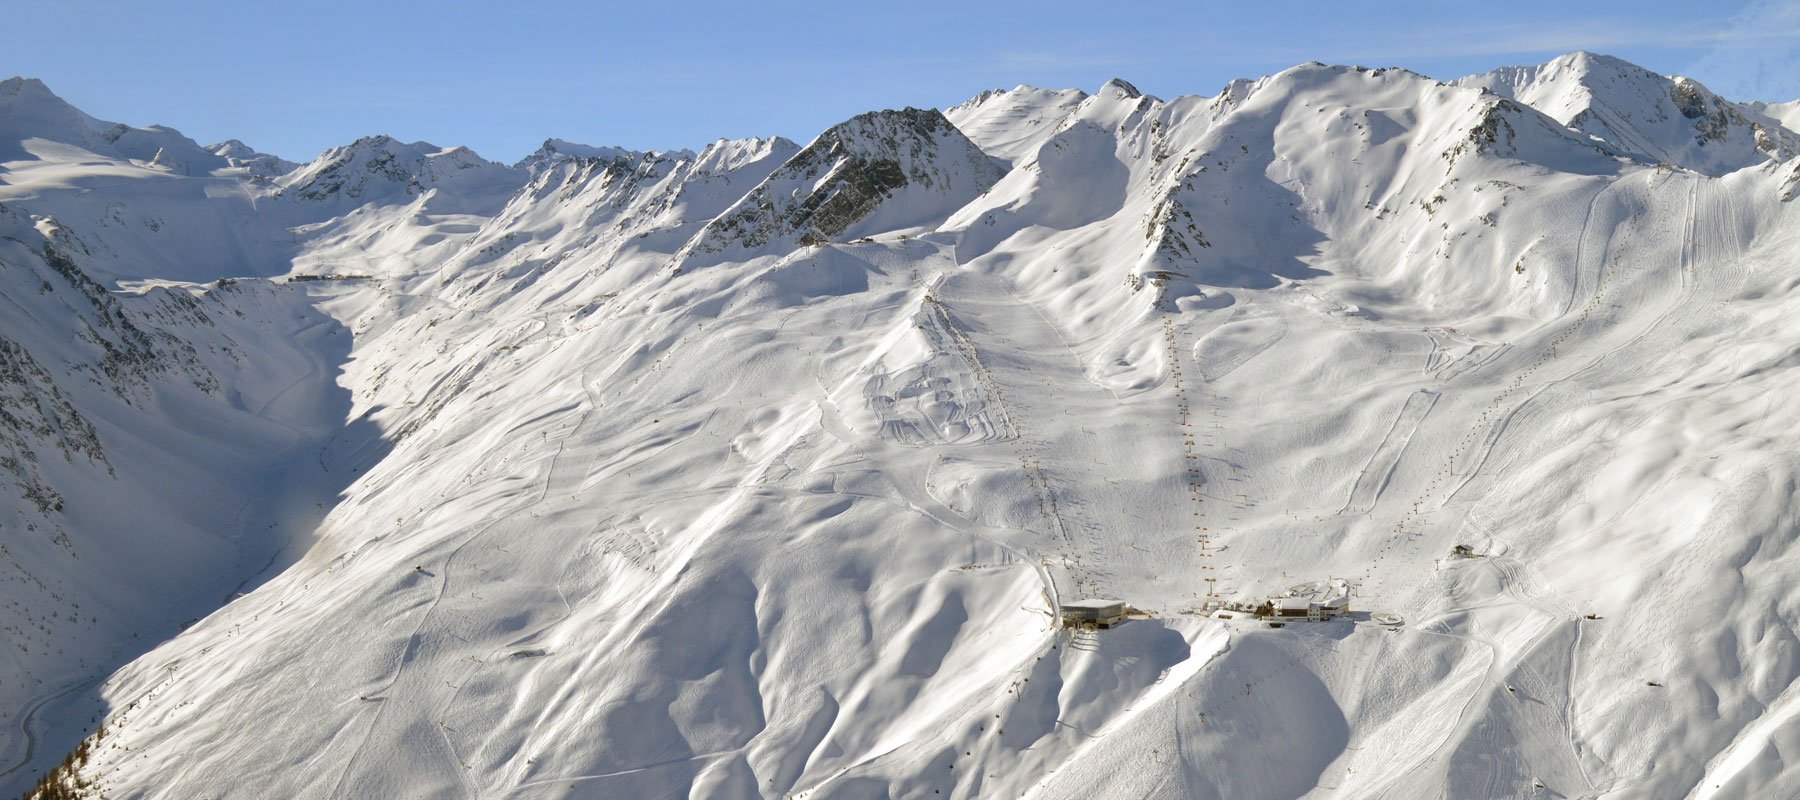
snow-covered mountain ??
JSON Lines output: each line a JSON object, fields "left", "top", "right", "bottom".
{"left": 206, "top": 138, "right": 298, "bottom": 179}
{"left": 0, "top": 77, "right": 228, "bottom": 175}
{"left": 275, "top": 135, "right": 527, "bottom": 218}
{"left": 674, "top": 108, "right": 1005, "bottom": 268}
{"left": 7, "top": 53, "right": 1800, "bottom": 799}
{"left": 945, "top": 84, "right": 1090, "bottom": 163}
{"left": 1750, "top": 99, "right": 1800, "bottom": 132}
{"left": 1459, "top": 51, "right": 1800, "bottom": 175}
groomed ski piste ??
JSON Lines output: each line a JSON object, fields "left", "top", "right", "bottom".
{"left": 6, "top": 51, "right": 1800, "bottom": 798}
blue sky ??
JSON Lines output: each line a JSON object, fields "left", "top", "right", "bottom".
{"left": 4, "top": 0, "right": 1798, "bottom": 163}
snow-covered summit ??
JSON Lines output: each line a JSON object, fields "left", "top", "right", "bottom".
{"left": 207, "top": 138, "right": 297, "bottom": 177}
{"left": 277, "top": 134, "right": 525, "bottom": 213}
{"left": 1098, "top": 77, "right": 1148, "bottom": 101}
{"left": 651, "top": 135, "right": 800, "bottom": 224}
{"left": 0, "top": 76, "right": 222, "bottom": 174}
{"left": 675, "top": 107, "right": 1004, "bottom": 266}
{"left": 688, "top": 134, "right": 797, "bottom": 175}
{"left": 513, "top": 137, "right": 653, "bottom": 172}
{"left": 947, "top": 84, "right": 1090, "bottom": 162}
{"left": 0, "top": 76, "right": 115, "bottom": 161}
{"left": 1747, "top": 99, "right": 1800, "bottom": 132}
{"left": 1460, "top": 51, "right": 1800, "bottom": 175}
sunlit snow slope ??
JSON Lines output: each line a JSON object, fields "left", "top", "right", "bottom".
{"left": 8, "top": 54, "right": 1800, "bottom": 799}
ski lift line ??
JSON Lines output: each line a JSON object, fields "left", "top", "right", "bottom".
{"left": 931, "top": 289, "right": 1117, "bottom": 599}
{"left": 1164, "top": 315, "right": 1222, "bottom": 599}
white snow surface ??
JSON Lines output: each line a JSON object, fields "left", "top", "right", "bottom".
{"left": 1747, "top": 99, "right": 1800, "bottom": 133}
{"left": 944, "top": 84, "right": 1090, "bottom": 163}
{"left": 1458, "top": 51, "right": 1800, "bottom": 176}
{"left": 5, "top": 53, "right": 1800, "bottom": 799}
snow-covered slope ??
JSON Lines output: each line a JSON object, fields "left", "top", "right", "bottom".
{"left": 1749, "top": 99, "right": 1800, "bottom": 132}
{"left": 945, "top": 84, "right": 1089, "bottom": 163}
{"left": 0, "top": 77, "right": 227, "bottom": 174}
{"left": 10, "top": 52, "right": 1800, "bottom": 800}
{"left": 0, "top": 211, "right": 371, "bottom": 799}
{"left": 1460, "top": 51, "right": 1800, "bottom": 176}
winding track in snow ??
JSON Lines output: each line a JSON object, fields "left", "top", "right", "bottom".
{"left": 0, "top": 678, "right": 99, "bottom": 786}
{"left": 1, "top": 305, "right": 350, "bottom": 790}
{"left": 324, "top": 336, "right": 606, "bottom": 798}
{"left": 1374, "top": 170, "right": 1713, "bottom": 795}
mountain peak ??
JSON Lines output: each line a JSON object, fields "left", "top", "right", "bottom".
{"left": 691, "top": 135, "right": 797, "bottom": 174}
{"left": 207, "top": 138, "right": 258, "bottom": 157}
{"left": 0, "top": 78, "right": 233, "bottom": 173}
{"left": 823, "top": 106, "right": 960, "bottom": 145}
{"left": 0, "top": 76, "right": 57, "bottom": 99}
{"left": 676, "top": 106, "right": 1003, "bottom": 265}
{"left": 278, "top": 135, "right": 519, "bottom": 209}
{"left": 207, "top": 138, "right": 296, "bottom": 178}
{"left": 1554, "top": 50, "right": 1638, "bottom": 71}
{"left": 1458, "top": 51, "right": 1798, "bottom": 175}
{"left": 946, "top": 85, "right": 1089, "bottom": 162}
{"left": 516, "top": 138, "right": 639, "bottom": 171}
{"left": 1100, "top": 78, "right": 1143, "bottom": 99}
{"left": 0, "top": 75, "right": 107, "bottom": 159}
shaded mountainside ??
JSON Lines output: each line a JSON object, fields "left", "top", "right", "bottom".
{"left": 6, "top": 52, "right": 1800, "bottom": 800}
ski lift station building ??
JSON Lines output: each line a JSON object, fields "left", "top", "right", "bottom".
{"left": 1271, "top": 597, "right": 1313, "bottom": 619}
{"left": 1060, "top": 599, "right": 1127, "bottom": 629}
{"left": 1260, "top": 593, "right": 1351, "bottom": 622}
{"left": 1249, "top": 578, "right": 1354, "bottom": 623}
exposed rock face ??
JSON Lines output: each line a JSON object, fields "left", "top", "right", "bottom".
{"left": 0, "top": 333, "right": 100, "bottom": 514}
{"left": 678, "top": 107, "right": 1005, "bottom": 264}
